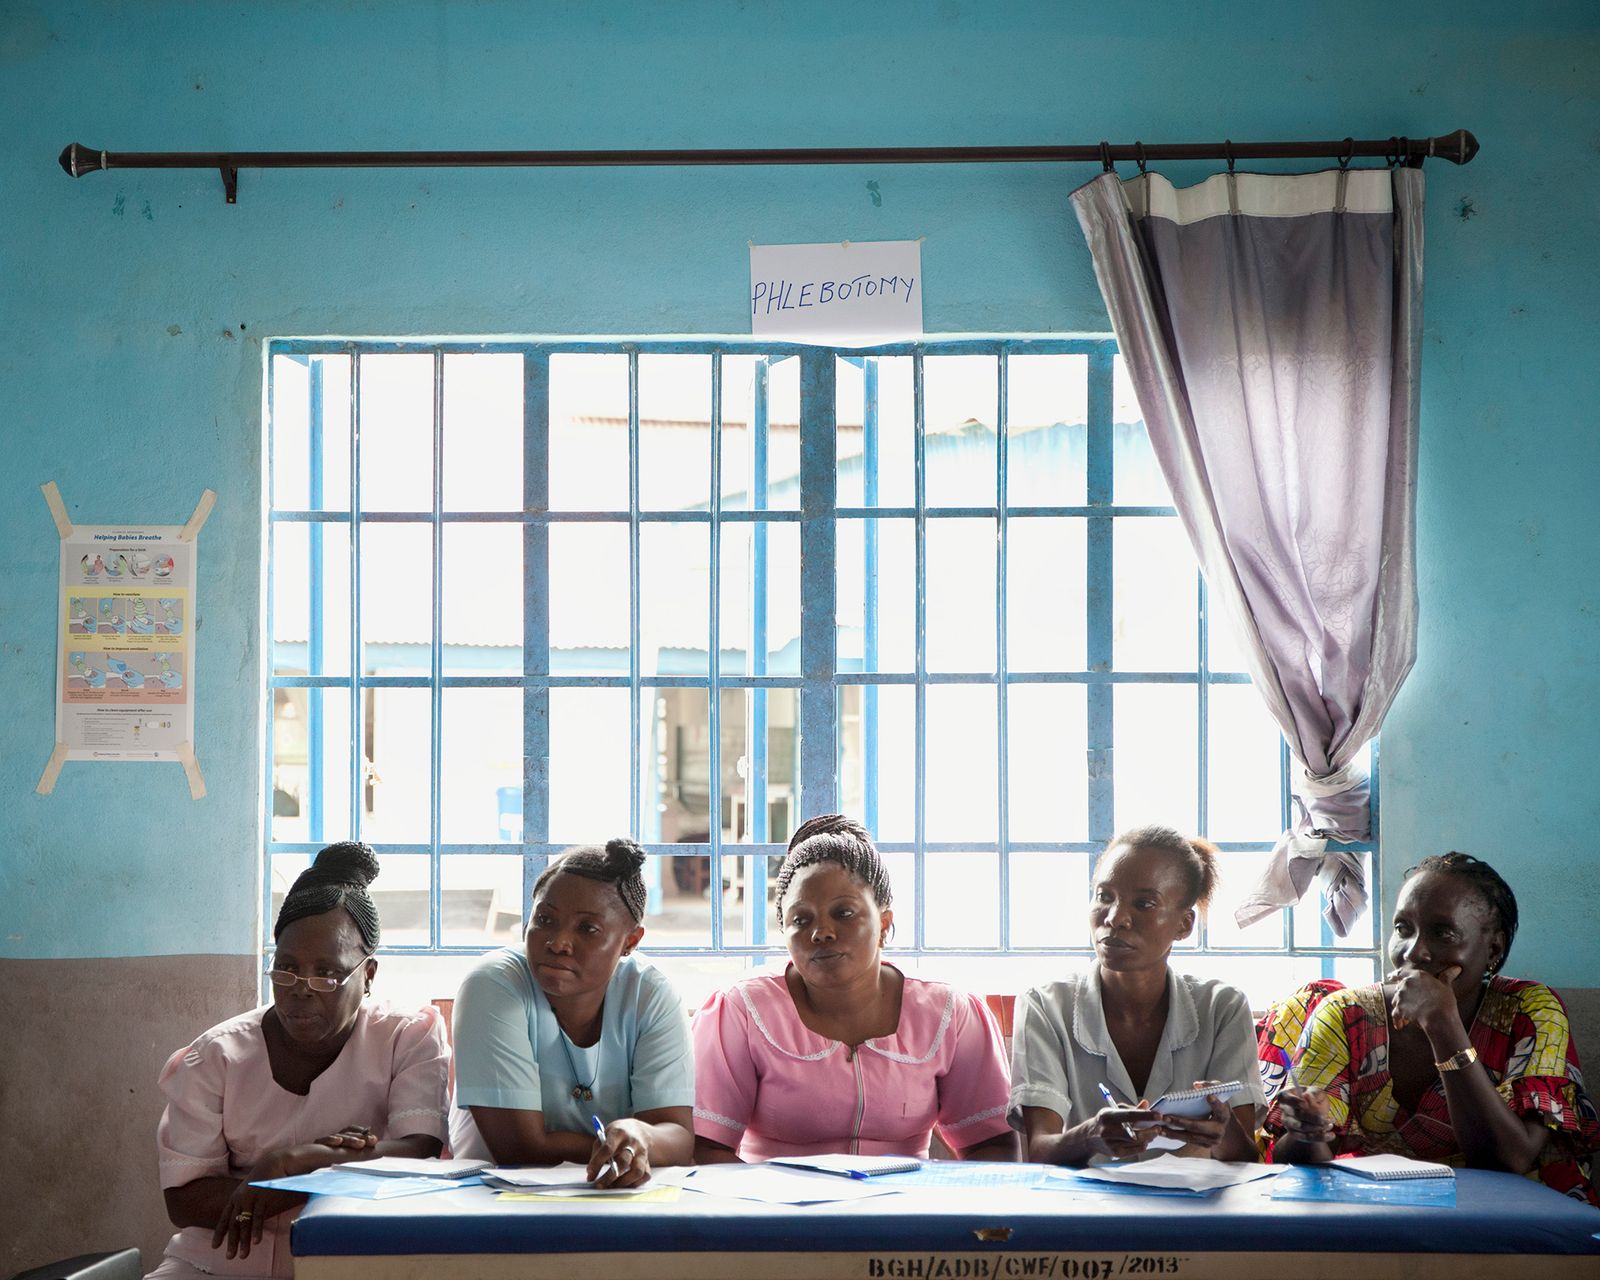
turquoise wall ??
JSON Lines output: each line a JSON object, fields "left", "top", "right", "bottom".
{"left": 2, "top": 2, "right": 1595, "bottom": 980}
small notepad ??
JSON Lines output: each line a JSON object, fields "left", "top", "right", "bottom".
{"left": 1140, "top": 1081, "right": 1244, "bottom": 1151}
{"left": 1329, "top": 1154, "right": 1455, "bottom": 1180}
{"left": 769, "top": 1154, "right": 923, "bottom": 1179}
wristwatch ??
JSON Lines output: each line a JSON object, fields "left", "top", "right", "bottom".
{"left": 1434, "top": 1046, "right": 1478, "bottom": 1073}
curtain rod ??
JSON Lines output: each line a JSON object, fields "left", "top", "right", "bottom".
{"left": 59, "top": 130, "right": 1477, "bottom": 204}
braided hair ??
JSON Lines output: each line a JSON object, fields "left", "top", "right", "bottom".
{"left": 534, "top": 837, "right": 649, "bottom": 924}
{"left": 1105, "top": 825, "right": 1221, "bottom": 912}
{"left": 274, "top": 841, "right": 382, "bottom": 951}
{"left": 1406, "top": 851, "right": 1519, "bottom": 970}
{"left": 773, "top": 813, "right": 893, "bottom": 923}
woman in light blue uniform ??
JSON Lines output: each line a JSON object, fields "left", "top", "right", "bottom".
{"left": 449, "top": 838, "right": 694, "bottom": 1186}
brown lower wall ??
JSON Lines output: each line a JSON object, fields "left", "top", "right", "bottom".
{"left": 1560, "top": 987, "right": 1600, "bottom": 1082}
{"left": 2, "top": 960, "right": 1597, "bottom": 1276}
{"left": 0, "top": 954, "right": 255, "bottom": 1277}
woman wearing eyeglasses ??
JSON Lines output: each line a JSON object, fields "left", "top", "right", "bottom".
{"left": 147, "top": 842, "right": 449, "bottom": 1280}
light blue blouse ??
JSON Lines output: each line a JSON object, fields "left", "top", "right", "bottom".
{"left": 448, "top": 948, "right": 694, "bottom": 1160}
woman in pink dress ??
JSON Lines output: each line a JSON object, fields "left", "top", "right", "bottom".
{"left": 692, "top": 815, "right": 1017, "bottom": 1162}
{"left": 148, "top": 843, "right": 450, "bottom": 1279}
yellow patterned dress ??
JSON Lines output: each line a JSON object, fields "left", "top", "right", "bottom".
{"left": 1259, "top": 977, "right": 1599, "bottom": 1205}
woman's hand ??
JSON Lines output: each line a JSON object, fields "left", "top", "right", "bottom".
{"left": 1078, "top": 1103, "right": 1159, "bottom": 1160}
{"left": 1276, "top": 1085, "right": 1335, "bottom": 1145}
{"left": 209, "top": 1152, "right": 305, "bottom": 1260}
{"left": 587, "top": 1118, "right": 653, "bottom": 1189}
{"left": 1154, "top": 1082, "right": 1232, "bottom": 1153}
{"left": 314, "top": 1124, "right": 379, "bottom": 1151}
{"left": 1387, "top": 965, "right": 1463, "bottom": 1034}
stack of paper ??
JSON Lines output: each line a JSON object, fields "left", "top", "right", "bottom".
{"left": 483, "top": 1162, "right": 689, "bottom": 1199}
{"left": 769, "top": 1154, "right": 922, "bottom": 1179}
{"left": 1044, "top": 1154, "right": 1286, "bottom": 1195}
{"left": 343, "top": 1157, "right": 489, "bottom": 1179}
{"left": 683, "top": 1163, "right": 898, "bottom": 1204}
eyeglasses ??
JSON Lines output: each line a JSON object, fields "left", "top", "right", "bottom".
{"left": 266, "top": 954, "right": 374, "bottom": 994}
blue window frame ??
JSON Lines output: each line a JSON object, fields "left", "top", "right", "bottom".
{"left": 265, "top": 338, "right": 1379, "bottom": 1010}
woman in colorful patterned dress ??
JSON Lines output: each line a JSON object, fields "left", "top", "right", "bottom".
{"left": 1271, "top": 853, "right": 1599, "bottom": 1203}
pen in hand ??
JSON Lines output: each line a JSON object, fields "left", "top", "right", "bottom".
{"left": 1097, "top": 1082, "right": 1140, "bottom": 1142}
{"left": 590, "top": 1114, "right": 618, "bottom": 1184}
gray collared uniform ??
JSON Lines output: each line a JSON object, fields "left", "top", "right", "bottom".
{"left": 1008, "top": 966, "right": 1266, "bottom": 1160}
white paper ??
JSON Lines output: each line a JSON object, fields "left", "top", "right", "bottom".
{"left": 749, "top": 240, "right": 922, "bottom": 343}
{"left": 683, "top": 1163, "right": 898, "bottom": 1204}
{"left": 482, "top": 1162, "right": 695, "bottom": 1193}
{"left": 769, "top": 1154, "right": 921, "bottom": 1177}
{"left": 508, "top": 1182, "right": 662, "bottom": 1198}
{"left": 1055, "top": 1154, "right": 1287, "bottom": 1193}
{"left": 484, "top": 1162, "right": 609, "bottom": 1188}
{"left": 343, "top": 1157, "right": 489, "bottom": 1178}
{"left": 56, "top": 526, "right": 196, "bottom": 760}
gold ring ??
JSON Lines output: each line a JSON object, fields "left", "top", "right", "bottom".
{"left": 236, "top": 1211, "right": 253, "bottom": 1221}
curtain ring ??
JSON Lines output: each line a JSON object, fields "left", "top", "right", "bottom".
{"left": 1396, "top": 135, "right": 1411, "bottom": 168}
{"left": 1134, "top": 141, "right": 1148, "bottom": 175}
{"left": 1385, "top": 136, "right": 1400, "bottom": 168}
{"left": 1224, "top": 140, "right": 1236, "bottom": 174}
{"left": 1338, "top": 137, "right": 1354, "bottom": 171}
{"left": 1099, "top": 141, "right": 1114, "bottom": 174}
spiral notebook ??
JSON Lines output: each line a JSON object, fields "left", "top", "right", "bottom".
{"left": 1329, "top": 1154, "right": 1455, "bottom": 1180}
{"left": 768, "top": 1154, "right": 923, "bottom": 1179}
{"left": 1140, "top": 1080, "right": 1244, "bottom": 1150}
{"left": 1148, "top": 1080, "right": 1244, "bottom": 1117}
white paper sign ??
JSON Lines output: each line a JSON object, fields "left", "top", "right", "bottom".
{"left": 56, "top": 526, "right": 196, "bottom": 760}
{"left": 750, "top": 240, "right": 922, "bottom": 343}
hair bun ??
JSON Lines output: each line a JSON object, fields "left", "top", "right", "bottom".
{"left": 310, "top": 840, "right": 381, "bottom": 888}
{"left": 604, "top": 836, "right": 647, "bottom": 874}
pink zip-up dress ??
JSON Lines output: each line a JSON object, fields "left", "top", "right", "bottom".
{"left": 691, "top": 966, "right": 1011, "bottom": 1160}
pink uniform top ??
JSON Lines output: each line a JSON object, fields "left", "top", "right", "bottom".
{"left": 155, "top": 1001, "right": 450, "bottom": 1279}
{"left": 692, "top": 967, "right": 1012, "bottom": 1160}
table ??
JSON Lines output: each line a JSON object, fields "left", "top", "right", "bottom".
{"left": 292, "top": 1165, "right": 1600, "bottom": 1280}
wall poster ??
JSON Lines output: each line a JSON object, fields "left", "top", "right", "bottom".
{"left": 38, "top": 483, "right": 214, "bottom": 798}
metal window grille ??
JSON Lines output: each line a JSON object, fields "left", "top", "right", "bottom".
{"left": 265, "top": 338, "right": 1379, "bottom": 1002}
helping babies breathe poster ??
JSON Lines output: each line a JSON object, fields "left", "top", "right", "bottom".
{"left": 56, "top": 526, "right": 195, "bottom": 760}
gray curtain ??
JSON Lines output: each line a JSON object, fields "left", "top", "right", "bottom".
{"left": 1071, "top": 166, "right": 1423, "bottom": 935}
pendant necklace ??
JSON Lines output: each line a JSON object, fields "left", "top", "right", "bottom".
{"left": 558, "top": 1028, "right": 599, "bottom": 1102}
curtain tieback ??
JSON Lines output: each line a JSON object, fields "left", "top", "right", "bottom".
{"left": 1296, "top": 762, "right": 1365, "bottom": 800}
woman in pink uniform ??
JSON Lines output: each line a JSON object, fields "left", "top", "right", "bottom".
{"left": 148, "top": 843, "right": 450, "bottom": 1279}
{"left": 692, "top": 815, "right": 1016, "bottom": 1162}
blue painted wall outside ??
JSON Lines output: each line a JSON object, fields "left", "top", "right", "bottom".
{"left": 1, "top": 2, "right": 1595, "bottom": 981}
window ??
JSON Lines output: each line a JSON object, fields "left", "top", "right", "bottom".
{"left": 267, "top": 339, "right": 1378, "bottom": 1011}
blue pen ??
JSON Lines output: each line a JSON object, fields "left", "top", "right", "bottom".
{"left": 1097, "top": 1082, "right": 1140, "bottom": 1142}
{"left": 590, "top": 1114, "right": 618, "bottom": 1183}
